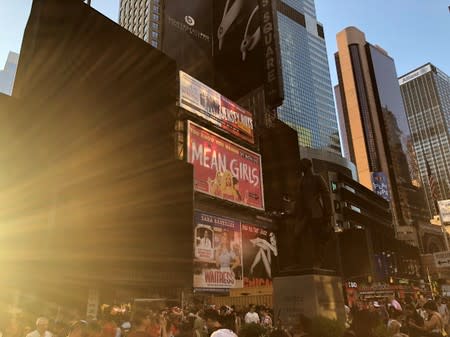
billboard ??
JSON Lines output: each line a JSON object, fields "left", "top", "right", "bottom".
{"left": 162, "top": 0, "right": 214, "bottom": 85}
{"left": 242, "top": 223, "right": 277, "bottom": 287}
{"left": 213, "top": 0, "right": 283, "bottom": 108}
{"left": 438, "top": 200, "right": 450, "bottom": 224}
{"left": 193, "top": 211, "right": 276, "bottom": 290}
{"left": 180, "top": 71, "right": 254, "bottom": 143}
{"left": 194, "top": 211, "right": 243, "bottom": 289}
{"left": 371, "top": 172, "right": 390, "bottom": 201}
{"left": 187, "top": 121, "right": 264, "bottom": 210}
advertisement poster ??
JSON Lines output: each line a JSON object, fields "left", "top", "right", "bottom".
{"left": 242, "top": 223, "right": 277, "bottom": 288}
{"left": 162, "top": 0, "right": 214, "bottom": 85}
{"left": 187, "top": 121, "right": 264, "bottom": 210}
{"left": 371, "top": 172, "right": 390, "bottom": 201}
{"left": 194, "top": 211, "right": 243, "bottom": 289}
{"left": 213, "top": 0, "right": 283, "bottom": 108}
{"left": 438, "top": 200, "right": 450, "bottom": 224}
{"left": 180, "top": 71, "right": 254, "bottom": 144}
{"left": 213, "top": 0, "right": 264, "bottom": 102}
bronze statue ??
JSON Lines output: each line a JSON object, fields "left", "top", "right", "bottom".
{"left": 280, "top": 159, "right": 334, "bottom": 270}
{"left": 294, "top": 158, "right": 333, "bottom": 268}
{"left": 276, "top": 158, "right": 334, "bottom": 271}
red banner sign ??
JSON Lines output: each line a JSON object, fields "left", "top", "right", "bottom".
{"left": 187, "top": 121, "right": 264, "bottom": 210}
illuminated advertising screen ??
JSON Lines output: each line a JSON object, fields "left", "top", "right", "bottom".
{"left": 194, "top": 211, "right": 243, "bottom": 289}
{"left": 241, "top": 223, "right": 277, "bottom": 288}
{"left": 180, "top": 71, "right": 254, "bottom": 144}
{"left": 187, "top": 121, "right": 264, "bottom": 210}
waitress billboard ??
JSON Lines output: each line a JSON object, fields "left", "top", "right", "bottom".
{"left": 187, "top": 121, "right": 264, "bottom": 210}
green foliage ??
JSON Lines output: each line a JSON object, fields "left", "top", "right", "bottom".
{"left": 309, "top": 316, "right": 345, "bottom": 337}
{"left": 372, "top": 324, "right": 389, "bottom": 337}
{"left": 239, "top": 323, "right": 267, "bottom": 337}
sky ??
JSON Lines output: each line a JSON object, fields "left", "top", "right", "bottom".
{"left": 0, "top": 0, "right": 449, "bottom": 87}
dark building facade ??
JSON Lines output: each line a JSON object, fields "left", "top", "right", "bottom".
{"left": 335, "top": 27, "right": 429, "bottom": 242}
{"left": 399, "top": 64, "right": 450, "bottom": 216}
{"left": 5, "top": 0, "right": 194, "bottom": 313}
{"left": 327, "top": 173, "right": 423, "bottom": 300}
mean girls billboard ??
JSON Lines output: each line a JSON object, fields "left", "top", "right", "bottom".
{"left": 187, "top": 121, "right": 264, "bottom": 210}
{"left": 180, "top": 71, "right": 254, "bottom": 144}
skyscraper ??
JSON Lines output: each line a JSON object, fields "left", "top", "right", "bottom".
{"left": 119, "top": 0, "right": 162, "bottom": 48}
{"left": 399, "top": 64, "right": 450, "bottom": 216}
{"left": 0, "top": 52, "right": 19, "bottom": 95}
{"left": 276, "top": 0, "right": 340, "bottom": 154}
{"left": 119, "top": 0, "right": 341, "bottom": 155}
{"left": 334, "top": 27, "right": 429, "bottom": 233}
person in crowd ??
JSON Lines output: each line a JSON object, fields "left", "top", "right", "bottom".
{"left": 101, "top": 319, "right": 119, "bottom": 337}
{"left": 210, "top": 329, "right": 237, "bottom": 337}
{"left": 387, "top": 320, "right": 408, "bottom": 337}
{"left": 402, "top": 304, "right": 424, "bottom": 337}
{"left": 259, "top": 308, "right": 272, "bottom": 329}
{"left": 389, "top": 296, "right": 403, "bottom": 312}
{"left": 26, "top": 318, "right": 53, "bottom": 337}
{"left": 229, "top": 307, "right": 241, "bottom": 333}
{"left": 87, "top": 321, "right": 102, "bottom": 337}
{"left": 128, "top": 311, "right": 151, "bottom": 337}
{"left": 192, "top": 308, "right": 206, "bottom": 337}
{"left": 244, "top": 305, "right": 259, "bottom": 325}
{"left": 203, "top": 309, "right": 222, "bottom": 337}
{"left": 351, "top": 300, "right": 380, "bottom": 337}
{"left": 408, "top": 300, "right": 445, "bottom": 337}
{"left": 53, "top": 321, "right": 69, "bottom": 337}
{"left": 67, "top": 321, "right": 88, "bottom": 337}
{"left": 436, "top": 297, "right": 449, "bottom": 333}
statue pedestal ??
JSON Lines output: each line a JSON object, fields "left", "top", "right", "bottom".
{"left": 273, "top": 272, "right": 345, "bottom": 326}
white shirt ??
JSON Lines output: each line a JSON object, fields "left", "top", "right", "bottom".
{"left": 244, "top": 312, "right": 260, "bottom": 324}
{"left": 26, "top": 331, "right": 53, "bottom": 337}
{"left": 199, "top": 237, "right": 212, "bottom": 249}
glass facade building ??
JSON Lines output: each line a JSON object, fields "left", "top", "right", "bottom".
{"left": 399, "top": 64, "right": 450, "bottom": 216}
{"left": 335, "top": 27, "right": 429, "bottom": 237}
{"left": 277, "top": 0, "right": 341, "bottom": 155}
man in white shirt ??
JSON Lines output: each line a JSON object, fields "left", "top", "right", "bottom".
{"left": 26, "top": 317, "right": 53, "bottom": 337}
{"left": 244, "top": 305, "right": 260, "bottom": 324}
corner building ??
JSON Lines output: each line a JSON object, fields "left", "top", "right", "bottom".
{"left": 334, "top": 27, "right": 429, "bottom": 236}
{"left": 276, "top": 0, "right": 340, "bottom": 154}
{"left": 399, "top": 64, "right": 450, "bottom": 216}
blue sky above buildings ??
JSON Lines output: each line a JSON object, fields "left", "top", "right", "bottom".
{"left": 1, "top": 0, "right": 449, "bottom": 87}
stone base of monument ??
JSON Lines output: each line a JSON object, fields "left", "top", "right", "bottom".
{"left": 273, "top": 272, "right": 345, "bottom": 327}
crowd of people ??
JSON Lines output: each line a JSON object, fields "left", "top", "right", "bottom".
{"left": 2, "top": 296, "right": 450, "bottom": 337}
{"left": 345, "top": 295, "right": 450, "bottom": 337}
{"left": 0, "top": 304, "right": 284, "bottom": 337}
